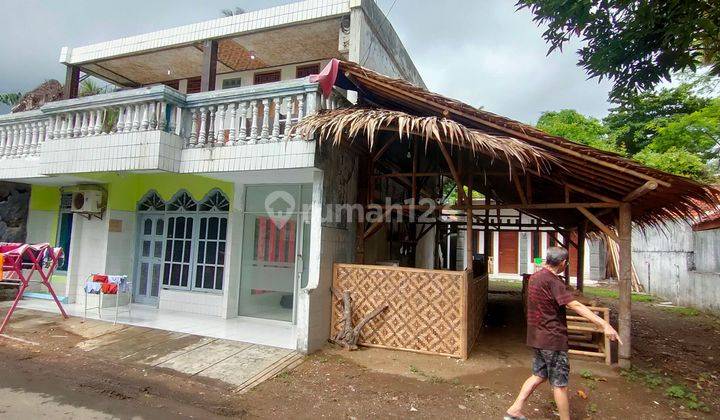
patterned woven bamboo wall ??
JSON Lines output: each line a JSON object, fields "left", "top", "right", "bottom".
{"left": 465, "top": 274, "right": 489, "bottom": 357}
{"left": 332, "top": 263, "right": 474, "bottom": 358}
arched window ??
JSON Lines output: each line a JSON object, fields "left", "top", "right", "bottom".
{"left": 138, "top": 191, "right": 165, "bottom": 211}
{"left": 199, "top": 190, "right": 230, "bottom": 212}
{"left": 166, "top": 191, "right": 197, "bottom": 212}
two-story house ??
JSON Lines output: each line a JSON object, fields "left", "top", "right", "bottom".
{"left": 0, "top": 0, "right": 422, "bottom": 352}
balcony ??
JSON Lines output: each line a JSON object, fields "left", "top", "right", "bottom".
{"left": 0, "top": 78, "right": 343, "bottom": 180}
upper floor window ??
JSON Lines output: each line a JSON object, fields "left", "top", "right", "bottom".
{"left": 222, "top": 77, "right": 242, "bottom": 89}
{"left": 296, "top": 63, "right": 320, "bottom": 78}
{"left": 186, "top": 77, "right": 202, "bottom": 94}
{"left": 254, "top": 70, "right": 281, "bottom": 85}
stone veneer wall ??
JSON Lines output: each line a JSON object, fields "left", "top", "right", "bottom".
{"left": 0, "top": 182, "right": 29, "bottom": 243}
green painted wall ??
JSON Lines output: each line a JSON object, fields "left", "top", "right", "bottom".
{"left": 80, "top": 173, "right": 233, "bottom": 211}
{"left": 29, "top": 185, "right": 61, "bottom": 211}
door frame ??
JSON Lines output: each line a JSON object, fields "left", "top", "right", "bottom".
{"left": 497, "top": 231, "right": 520, "bottom": 274}
{"left": 133, "top": 212, "right": 166, "bottom": 306}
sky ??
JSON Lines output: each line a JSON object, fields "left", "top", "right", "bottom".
{"left": 0, "top": 0, "right": 613, "bottom": 123}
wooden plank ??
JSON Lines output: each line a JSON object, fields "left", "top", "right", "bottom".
{"left": 577, "top": 222, "right": 586, "bottom": 292}
{"left": 577, "top": 207, "right": 620, "bottom": 243}
{"left": 569, "top": 349, "right": 605, "bottom": 358}
{"left": 618, "top": 203, "right": 632, "bottom": 368}
{"left": 200, "top": 39, "right": 218, "bottom": 92}
{"left": 623, "top": 181, "right": 658, "bottom": 202}
{"left": 64, "top": 65, "right": 80, "bottom": 99}
{"left": 512, "top": 173, "right": 528, "bottom": 205}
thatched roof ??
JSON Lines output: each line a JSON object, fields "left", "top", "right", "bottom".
{"left": 296, "top": 107, "right": 556, "bottom": 174}
{"left": 12, "top": 80, "right": 63, "bottom": 113}
{"left": 296, "top": 59, "right": 720, "bottom": 229}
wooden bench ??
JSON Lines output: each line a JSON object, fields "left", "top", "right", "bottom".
{"left": 567, "top": 306, "right": 612, "bottom": 365}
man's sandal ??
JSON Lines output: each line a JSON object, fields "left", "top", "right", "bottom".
{"left": 503, "top": 414, "right": 528, "bottom": 420}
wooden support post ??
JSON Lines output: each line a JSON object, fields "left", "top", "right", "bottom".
{"left": 200, "top": 39, "right": 218, "bottom": 92}
{"left": 618, "top": 202, "right": 632, "bottom": 367}
{"left": 561, "top": 230, "right": 570, "bottom": 285}
{"left": 577, "top": 222, "right": 586, "bottom": 292}
{"left": 64, "top": 65, "right": 80, "bottom": 99}
{"left": 465, "top": 175, "right": 474, "bottom": 274}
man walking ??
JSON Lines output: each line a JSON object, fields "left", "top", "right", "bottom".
{"left": 505, "top": 247, "right": 621, "bottom": 420}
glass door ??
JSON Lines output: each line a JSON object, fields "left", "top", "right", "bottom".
{"left": 238, "top": 185, "right": 311, "bottom": 322}
{"left": 135, "top": 214, "right": 165, "bottom": 305}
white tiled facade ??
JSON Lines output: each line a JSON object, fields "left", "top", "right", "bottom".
{"left": 6, "top": 0, "right": 423, "bottom": 353}
{"left": 61, "top": 0, "right": 350, "bottom": 64}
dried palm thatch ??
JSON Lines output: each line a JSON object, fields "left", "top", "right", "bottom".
{"left": 293, "top": 107, "right": 557, "bottom": 174}
{"left": 319, "top": 59, "right": 720, "bottom": 229}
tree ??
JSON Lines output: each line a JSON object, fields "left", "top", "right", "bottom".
{"left": 650, "top": 98, "right": 720, "bottom": 161}
{"left": 633, "top": 146, "right": 710, "bottom": 181}
{"left": 516, "top": 0, "right": 720, "bottom": 99}
{"left": 0, "top": 92, "right": 22, "bottom": 107}
{"left": 536, "top": 109, "right": 620, "bottom": 153}
{"left": 603, "top": 82, "right": 712, "bottom": 155}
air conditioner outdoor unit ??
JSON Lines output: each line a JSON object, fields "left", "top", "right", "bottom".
{"left": 71, "top": 189, "right": 105, "bottom": 215}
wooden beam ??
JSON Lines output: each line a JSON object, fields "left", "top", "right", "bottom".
{"left": 364, "top": 220, "right": 385, "bottom": 240}
{"left": 566, "top": 183, "right": 619, "bottom": 203}
{"left": 577, "top": 222, "right": 586, "bottom": 292}
{"left": 623, "top": 181, "right": 658, "bottom": 202}
{"left": 377, "top": 201, "right": 620, "bottom": 211}
{"left": 436, "top": 139, "right": 467, "bottom": 203}
{"left": 465, "top": 175, "right": 474, "bottom": 272}
{"left": 372, "top": 137, "right": 397, "bottom": 161}
{"left": 577, "top": 207, "right": 619, "bottom": 243}
{"left": 200, "top": 39, "right": 218, "bottom": 92}
{"left": 64, "top": 65, "right": 80, "bottom": 99}
{"left": 617, "top": 203, "right": 632, "bottom": 368}
{"left": 512, "top": 173, "right": 528, "bottom": 205}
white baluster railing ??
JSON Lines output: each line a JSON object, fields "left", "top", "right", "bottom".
{"left": 182, "top": 78, "right": 331, "bottom": 147}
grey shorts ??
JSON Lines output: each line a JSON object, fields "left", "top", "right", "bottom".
{"left": 532, "top": 348, "right": 569, "bottom": 387}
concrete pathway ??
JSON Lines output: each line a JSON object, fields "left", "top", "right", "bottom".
{"left": 0, "top": 306, "right": 303, "bottom": 391}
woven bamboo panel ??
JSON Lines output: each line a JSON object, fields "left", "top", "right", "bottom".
{"left": 332, "top": 263, "right": 467, "bottom": 358}
{"left": 465, "top": 274, "right": 488, "bottom": 357}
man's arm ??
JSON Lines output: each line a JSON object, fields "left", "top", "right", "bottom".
{"left": 566, "top": 300, "right": 623, "bottom": 345}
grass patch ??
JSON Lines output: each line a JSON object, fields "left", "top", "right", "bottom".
{"left": 622, "top": 367, "right": 710, "bottom": 413}
{"left": 408, "top": 365, "right": 450, "bottom": 384}
{"left": 583, "top": 287, "right": 654, "bottom": 302}
{"left": 661, "top": 306, "right": 700, "bottom": 317}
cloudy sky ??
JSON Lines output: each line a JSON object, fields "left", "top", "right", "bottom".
{"left": 0, "top": 0, "right": 613, "bottom": 123}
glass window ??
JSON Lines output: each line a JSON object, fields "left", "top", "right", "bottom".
{"left": 194, "top": 216, "right": 227, "bottom": 291}
{"left": 152, "top": 189, "right": 229, "bottom": 292}
{"left": 222, "top": 77, "right": 242, "bottom": 89}
{"left": 138, "top": 191, "right": 165, "bottom": 211}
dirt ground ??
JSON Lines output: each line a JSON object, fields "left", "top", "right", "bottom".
{"left": 1, "top": 285, "right": 718, "bottom": 419}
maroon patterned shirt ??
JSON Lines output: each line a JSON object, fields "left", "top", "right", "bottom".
{"left": 526, "top": 267, "right": 575, "bottom": 351}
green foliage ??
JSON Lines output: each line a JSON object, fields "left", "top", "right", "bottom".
{"left": 651, "top": 98, "right": 720, "bottom": 161}
{"left": 516, "top": 0, "right": 720, "bottom": 99}
{"left": 633, "top": 147, "right": 710, "bottom": 181}
{"left": 536, "top": 109, "right": 621, "bottom": 153}
{"left": 661, "top": 306, "right": 700, "bottom": 317}
{"left": 441, "top": 181, "right": 482, "bottom": 205}
{"left": 580, "top": 369, "right": 596, "bottom": 380}
{"left": 603, "top": 82, "right": 712, "bottom": 155}
{"left": 79, "top": 79, "right": 105, "bottom": 97}
{"left": 0, "top": 92, "right": 23, "bottom": 107}
{"left": 579, "top": 287, "right": 654, "bottom": 302}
